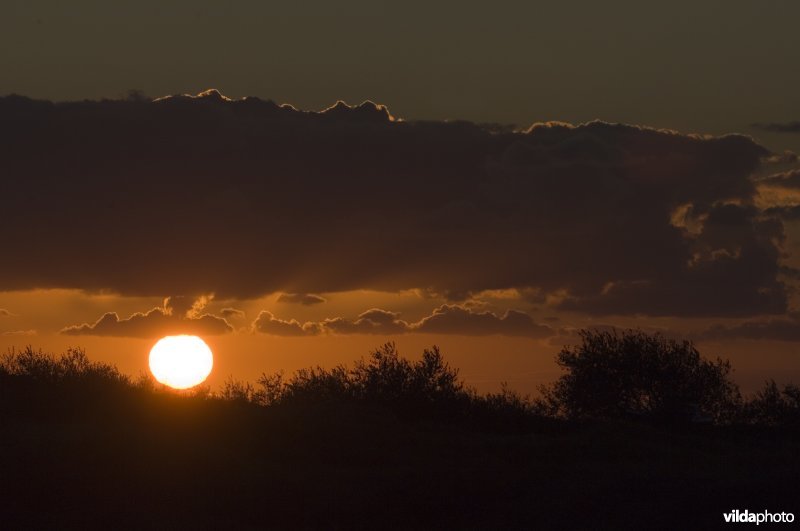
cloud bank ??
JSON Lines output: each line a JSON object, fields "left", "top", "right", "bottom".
{"left": 61, "top": 296, "right": 233, "bottom": 338}
{"left": 1, "top": 90, "right": 793, "bottom": 318}
{"left": 701, "top": 317, "right": 800, "bottom": 342}
{"left": 252, "top": 304, "right": 552, "bottom": 338}
{"left": 277, "top": 293, "right": 327, "bottom": 305}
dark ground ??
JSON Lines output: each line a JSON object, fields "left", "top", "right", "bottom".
{"left": 1, "top": 381, "right": 798, "bottom": 531}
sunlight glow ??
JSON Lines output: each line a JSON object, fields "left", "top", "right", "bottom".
{"left": 149, "top": 335, "right": 213, "bottom": 389}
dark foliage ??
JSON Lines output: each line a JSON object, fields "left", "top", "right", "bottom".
{"left": 0, "top": 346, "right": 131, "bottom": 418}
{"left": 0, "top": 343, "right": 541, "bottom": 433}
{"left": 743, "top": 380, "right": 800, "bottom": 427}
{"left": 1, "top": 339, "right": 799, "bottom": 529}
{"left": 238, "top": 343, "right": 540, "bottom": 432}
{"left": 537, "top": 329, "right": 742, "bottom": 423}
{"left": 1, "top": 346, "right": 128, "bottom": 385}
{"left": 253, "top": 343, "right": 464, "bottom": 407}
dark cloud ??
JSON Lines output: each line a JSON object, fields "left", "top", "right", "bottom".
{"left": 251, "top": 311, "right": 319, "bottom": 336}
{"left": 318, "top": 100, "right": 395, "bottom": 123}
{"left": 765, "top": 206, "right": 800, "bottom": 220}
{"left": 752, "top": 169, "right": 800, "bottom": 220}
{"left": 277, "top": 293, "right": 327, "bottom": 305}
{"left": 61, "top": 298, "right": 233, "bottom": 338}
{"left": 163, "top": 296, "right": 196, "bottom": 318}
{"left": 410, "top": 304, "right": 552, "bottom": 338}
{"left": 0, "top": 91, "right": 785, "bottom": 317}
{"left": 765, "top": 151, "right": 799, "bottom": 164}
{"left": 321, "top": 308, "right": 409, "bottom": 335}
{"left": 700, "top": 318, "right": 800, "bottom": 342}
{"left": 220, "top": 307, "right": 246, "bottom": 319}
{"left": 0, "top": 309, "right": 13, "bottom": 317}
{"left": 163, "top": 295, "right": 216, "bottom": 319}
{"left": 752, "top": 121, "right": 800, "bottom": 133}
{"left": 759, "top": 169, "right": 800, "bottom": 189}
{"left": 556, "top": 203, "right": 787, "bottom": 317}
{"left": 253, "top": 305, "right": 552, "bottom": 338}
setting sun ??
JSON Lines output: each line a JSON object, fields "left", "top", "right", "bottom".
{"left": 148, "top": 335, "right": 213, "bottom": 389}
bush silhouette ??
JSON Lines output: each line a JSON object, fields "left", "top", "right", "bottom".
{"left": 1, "top": 346, "right": 129, "bottom": 386}
{"left": 536, "top": 329, "right": 741, "bottom": 423}
{"left": 240, "top": 342, "right": 538, "bottom": 430}
{"left": 744, "top": 380, "right": 800, "bottom": 427}
{"left": 248, "top": 343, "right": 464, "bottom": 408}
{"left": 4, "top": 344, "right": 800, "bottom": 530}
{"left": 6, "top": 338, "right": 798, "bottom": 430}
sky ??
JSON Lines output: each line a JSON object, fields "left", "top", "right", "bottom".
{"left": 2, "top": 0, "right": 800, "bottom": 394}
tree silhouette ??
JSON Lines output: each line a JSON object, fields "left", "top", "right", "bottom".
{"left": 537, "top": 329, "right": 741, "bottom": 422}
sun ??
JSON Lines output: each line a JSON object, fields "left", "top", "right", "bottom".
{"left": 149, "top": 335, "right": 214, "bottom": 389}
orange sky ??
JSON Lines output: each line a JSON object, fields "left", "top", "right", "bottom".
{"left": 2, "top": 288, "right": 797, "bottom": 395}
